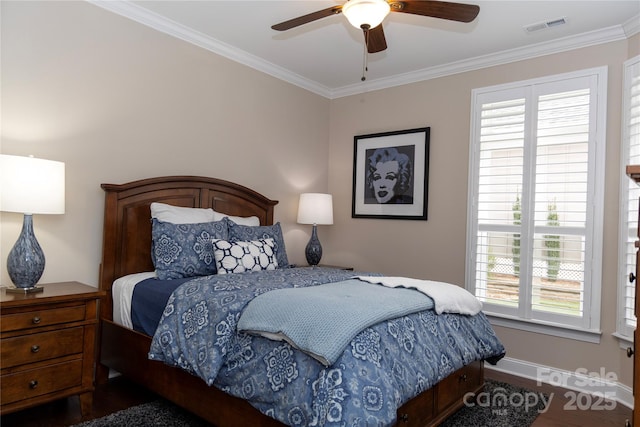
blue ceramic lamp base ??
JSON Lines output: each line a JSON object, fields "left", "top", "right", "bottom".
{"left": 7, "top": 214, "right": 45, "bottom": 292}
{"left": 305, "top": 224, "right": 323, "bottom": 266}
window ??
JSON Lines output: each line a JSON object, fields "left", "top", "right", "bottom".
{"left": 466, "top": 67, "right": 607, "bottom": 338}
{"left": 617, "top": 56, "right": 640, "bottom": 341}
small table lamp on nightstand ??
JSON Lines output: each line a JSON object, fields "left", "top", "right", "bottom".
{"left": 1, "top": 154, "right": 65, "bottom": 293}
{"left": 297, "top": 193, "right": 333, "bottom": 266}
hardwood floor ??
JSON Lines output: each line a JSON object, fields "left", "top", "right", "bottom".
{"left": 486, "top": 369, "right": 632, "bottom": 427}
{"left": 0, "top": 370, "right": 632, "bottom": 426}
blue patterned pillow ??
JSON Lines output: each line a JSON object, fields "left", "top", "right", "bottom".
{"left": 213, "top": 238, "right": 278, "bottom": 274}
{"left": 152, "top": 218, "right": 228, "bottom": 280}
{"left": 227, "top": 221, "right": 289, "bottom": 268}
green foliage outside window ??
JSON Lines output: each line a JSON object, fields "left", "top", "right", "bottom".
{"left": 545, "top": 200, "right": 560, "bottom": 281}
{"left": 512, "top": 194, "right": 521, "bottom": 276}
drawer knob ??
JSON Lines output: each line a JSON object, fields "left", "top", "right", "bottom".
{"left": 630, "top": 272, "right": 636, "bottom": 283}
{"left": 460, "top": 373, "right": 468, "bottom": 382}
{"left": 32, "top": 316, "right": 41, "bottom": 325}
{"left": 625, "top": 419, "right": 631, "bottom": 427}
{"left": 31, "top": 345, "right": 40, "bottom": 353}
{"left": 29, "top": 380, "right": 38, "bottom": 389}
{"left": 399, "top": 413, "right": 409, "bottom": 423}
{"left": 627, "top": 347, "right": 634, "bottom": 358}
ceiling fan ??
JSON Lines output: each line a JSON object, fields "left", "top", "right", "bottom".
{"left": 271, "top": 0, "right": 480, "bottom": 54}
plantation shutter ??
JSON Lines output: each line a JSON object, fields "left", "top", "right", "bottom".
{"left": 468, "top": 68, "right": 605, "bottom": 333}
{"left": 531, "top": 87, "right": 590, "bottom": 322}
{"left": 474, "top": 94, "right": 526, "bottom": 316}
{"left": 620, "top": 57, "right": 640, "bottom": 337}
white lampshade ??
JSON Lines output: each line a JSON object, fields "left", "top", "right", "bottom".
{"left": 342, "top": 0, "right": 390, "bottom": 29}
{"left": 297, "top": 193, "right": 334, "bottom": 225}
{"left": 1, "top": 154, "right": 65, "bottom": 214}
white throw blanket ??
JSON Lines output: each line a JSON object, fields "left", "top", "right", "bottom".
{"left": 356, "top": 276, "right": 482, "bottom": 315}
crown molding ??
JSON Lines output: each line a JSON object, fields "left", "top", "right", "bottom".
{"left": 88, "top": 0, "right": 334, "bottom": 98}
{"left": 622, "top": 13, "right": 640, "bottom": 37}
{"left": 88, "top": 1, "right": 638, "bottom": 100}
{"left": 330, "top": 22, "right": 633, "bottom": 98}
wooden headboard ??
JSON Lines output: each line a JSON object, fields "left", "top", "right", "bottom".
{"left": 98, "top": 176, "right": 278, "bottom": 320}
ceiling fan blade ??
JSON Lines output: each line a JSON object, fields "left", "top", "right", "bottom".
{"left": 271, "top": 6, "right": 343, "bottom": 31}
{"left": 389, "top": 1, "right": 480, "bottom": 23}
{"left": 364, "top": 25, "right": 387, "bottom": 53}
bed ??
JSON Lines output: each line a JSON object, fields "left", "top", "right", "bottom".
{"left": 96, "top": 175, "right": 505, "bottom": 427}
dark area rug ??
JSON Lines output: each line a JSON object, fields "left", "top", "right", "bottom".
{"left": 72, "top": 379, "right": 547, "bottom": 427}
{"left": 440, "top": 379, "right": 548, "bottom": 427}
{"left": 71, "top": 400, "right": 210, "bottom": 427}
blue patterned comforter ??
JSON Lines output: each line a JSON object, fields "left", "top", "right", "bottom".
{"left": 147, "top": 267, "right": 505, "bottom": 426}
{"left": 238, "top": 279, "right": 436, "bottom": 366}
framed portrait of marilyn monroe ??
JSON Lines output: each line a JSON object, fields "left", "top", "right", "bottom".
{"left": 352, "top": 127, "right": 430, "bottom": 220}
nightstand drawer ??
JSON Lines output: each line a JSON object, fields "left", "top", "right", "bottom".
{"left": 1, "top": 327, "right": 84, "bottom": 369}
{"left": 1, "top": 305, "right": 86, "bottom": 332}
{"left": 1, "top": 359, "right": 83, "bottom": 405}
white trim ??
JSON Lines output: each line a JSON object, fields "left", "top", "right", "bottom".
{"left": 613, "top": 331, "right": 634, "bottom": 349}
{"left": 88, "top": 0, "right": 333, "bottom": 98}
{"left": 87, "top": 1, "right": 638, "bottom": 100}
{"left": 332, "top": 24, "right": 627, "bottom": 98}
{"left": 488, "top": 314, "right": 601, "bottom": 344}
{"left": 589, "top": 66, "right": 608, "bottom": 332}
{"left": 487, "top": 356, "right": 634, "bottom": 410}
{"left": 623, "top": 13, "right": 640, "bottom": 38}
{"left": 467, "top": 67, "right": 607, "bottom": 332}
{"left": 617, "top": 55, "right": 640, "bottom": 340}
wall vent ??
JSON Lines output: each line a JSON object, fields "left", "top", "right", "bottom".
{"left": 524, "top": 17, "right": 567, "bottom": 33}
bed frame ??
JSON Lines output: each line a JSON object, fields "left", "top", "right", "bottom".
{"left": 96, "top": 176, "right": 483, "bottom": 427}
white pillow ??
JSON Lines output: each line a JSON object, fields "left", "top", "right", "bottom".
{"left": 212, "top": 210, "right": 260, "bottom": 226}
{"left": 150, "top": 202, "right": 216, "bottom": 224}
{"left": 213, "top": 238, "right": 278, "bottom": 274}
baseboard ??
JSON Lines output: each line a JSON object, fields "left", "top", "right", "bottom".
{"left": 486, "top": 356, "right": 634, "bottom": 410}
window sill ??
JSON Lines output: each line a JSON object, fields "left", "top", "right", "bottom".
{"left": 486, "top": 313, "right": 601, "bottom": 344}
{"left": 612, "top": 332, "right": 633, "bottom": 350}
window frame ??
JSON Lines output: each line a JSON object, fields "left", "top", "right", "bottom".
{"left": 616, "top": 55, "right": 640, "bottom": 343}
{"left": 466, "top": 67, "right": 608, "bottom": 341}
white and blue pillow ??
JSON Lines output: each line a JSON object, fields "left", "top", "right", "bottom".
{"left": 151, "top": 218, "right": 228, "bottom": 280}
{"left": 227, "top": 220, "right": 289, "bottom": 268}
{"left": 212, "top": 238, "right": 278, "bottom": 274}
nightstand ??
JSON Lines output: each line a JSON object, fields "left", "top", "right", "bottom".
{"left": 0, "top": 281, "right": 105, "bottom": 417}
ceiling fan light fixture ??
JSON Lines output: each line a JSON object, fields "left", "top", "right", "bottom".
{"left": 342, "top": 0, "right": 391, "bottom": 29}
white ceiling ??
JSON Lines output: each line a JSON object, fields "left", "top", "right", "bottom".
{"left": 91, "top": 1, "right": 640, "bottom": 98}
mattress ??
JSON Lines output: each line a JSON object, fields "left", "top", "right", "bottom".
{"left": 112, "top": 271, "right": 156, "bottom": 329}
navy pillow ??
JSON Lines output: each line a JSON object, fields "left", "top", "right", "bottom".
{"left": 151, "top": 218, "right": 228, "bottom": 280}
{"left": 227, "top": 220, "right": 289, "bottom": 268}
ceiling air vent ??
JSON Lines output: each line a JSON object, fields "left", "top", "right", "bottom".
{"left": 524, "top": 17, "right": 567, "bottom": 33}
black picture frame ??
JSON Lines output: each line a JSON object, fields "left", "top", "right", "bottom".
{"left": 352, "top": 127, "right": 430, "bottom": 220}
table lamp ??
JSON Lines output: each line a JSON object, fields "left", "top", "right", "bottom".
{"left": 1, "top": 154, "right": 65, "bottom": 292}
{"left": 297, "top": 193, "right": 333, "bottom": 266}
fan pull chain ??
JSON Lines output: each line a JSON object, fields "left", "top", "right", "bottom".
{"left": 361, "top": 29, "right": 369, "bottom": 81}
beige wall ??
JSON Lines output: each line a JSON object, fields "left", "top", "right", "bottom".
{"left": 1, "top": 1, "right": 639, "bottom": 392}
{"left": 630, "top": 32, "right": 640, "bottom": 57}
{"left": 327, "top": 40, "right": 638, "bottom": 387}
{"left": 1, "top": 1, "right": 331, "bottom": 286}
